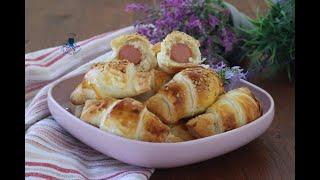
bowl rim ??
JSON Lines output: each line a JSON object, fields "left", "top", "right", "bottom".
{"left": 48, "top": 75, "right": 275, "bottom": 147}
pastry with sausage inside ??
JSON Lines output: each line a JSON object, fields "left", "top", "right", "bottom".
{"left": 111, "top": 33, "right": 157, "bottom": 72}
{"left": 157, "top": 31, "right": 202, "bottom": 74}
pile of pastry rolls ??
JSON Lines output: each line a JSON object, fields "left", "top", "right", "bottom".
{"left": 69, "top": 31, "right": 263, "bottom": 143}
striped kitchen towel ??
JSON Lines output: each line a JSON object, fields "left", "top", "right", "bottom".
{"left": 25, "top": 26, "right": 155, "bottom": 179}
{"left": 25, "top": 117, "right": 154, "bottom": 180}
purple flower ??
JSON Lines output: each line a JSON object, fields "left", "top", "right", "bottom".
{"left": 211, "top": 61, "right": 247, "bottom": 90}
{"left": 208, "top": 15, "right": 219, "bottom": 28}
{"left": 225, "top": 71, "right": 234, "bottom": 79}
{"left": 187, "top": 15, "right": 202, "bottom": 29}
{"left": 202, "top": 48, "right": 209, "bottom": 57}
{"left": 136, "top": 24, "right": 155, "bottom": 37}
{"left": 125, "top": 3, "right": 145, "bottom": 12}
{"left": 165, "top": 0, "right": 187, "bottom": 6}
{"left": 201, "top": 37, "right": 212, "bottom": 57}
{"left": 212, "top": 61, "right": 226, "bottom": 72}
{"left": 220, "top": 28, "right": 236, "bottom": 53}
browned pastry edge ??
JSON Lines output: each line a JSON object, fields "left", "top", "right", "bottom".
{"left": 186, "top": 87, "right": 263, "bottom": 138}
{"left": 80, "top": 97, "right": 116, "bottom": 127}
{"left": 138, "top": 110, "right": 171, "bottom": 142}
{"left": 146, "top": 67, "right": 224, "bottom": 124}
{"left": 79, "top": 97, "right": 173, "bottom": 142}
{"left": 133, "top": 69, "right": 173, "bottom": 103}
{"left": 70, "top": 59, "right": 153, "bottom": 105}
{"left": 169, "top": 123, "right": 195, "bottom": 141}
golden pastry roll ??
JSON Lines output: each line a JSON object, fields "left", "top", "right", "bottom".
{"left": 157, "top": 31, "right": 203, "bottom": 74}
{"left": 79, "top": 98, "right": 171, "bottom": 142}
{"left": 146, "top": 67, "right": 224, "bottom": 124}
{"left": 186, "top": 87, "right": 263, "bottom": 138}
{"left": 70, "top": 59, "right": 152, "bottom": 105}
{"left": 111, "top": 33, "right": 157, "bottom": 72}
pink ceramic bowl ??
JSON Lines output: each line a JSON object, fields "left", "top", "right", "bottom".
{"left": 48, "top": 74, "right": 274, "bottom": 168}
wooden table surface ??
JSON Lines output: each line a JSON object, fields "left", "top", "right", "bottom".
{"left": 25, "top": 1, "right": 295, "bottom": 179}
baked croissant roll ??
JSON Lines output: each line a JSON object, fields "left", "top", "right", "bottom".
{"left": 70, "top": 59, "right": 152, "bottom": 105}
{"left": 133, "top": 68, "right": 172, "bottom": 102}
{"left": 157, "top": 31, "right": 203, "bottom": 74}
{"left": 79, "top": 97, "right": 116, "bottom": 127}
{"left": 146, "top": 67, "right": 224, "bottom": 124}
{"left": 79, "top": 98, "right": 171, "bottom": 142}
{"left": 186, "top": 87, "right": 263, "bottom": 138}
{"left": 111, "top": 33, "right": 157, "bottom": 71}
{"left": 168, "top": 123, "right": 195, "bottom": 141}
